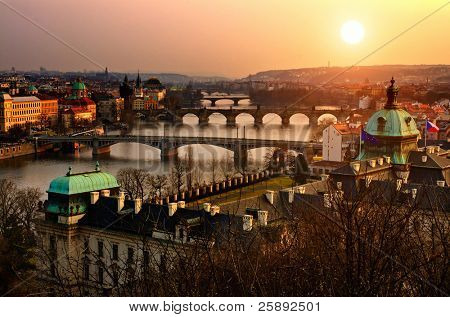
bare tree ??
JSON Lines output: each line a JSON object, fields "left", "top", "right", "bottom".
{"left": 116, "top": 168, "right": 151, "bottom": 200}
{"left": 220, "top": 152, "right": 235, "bottom": 180}
{"left": 0, "top": 179, "right": 42, "bottom": 296}
{"left": 149, "top": 175, "right": 168, "bottom": 198}
{"left": 184, "top": 146, "right": 195, "bottom": 190}
{"left": 169, "top": 160, "right": 185, "bottom": 195}
{"left": 208, "top": 153, "right": 220, "bottom": 184}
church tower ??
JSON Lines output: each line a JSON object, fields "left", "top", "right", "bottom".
{"left": 359, "top": 78, "right": 420, "bottom": 165}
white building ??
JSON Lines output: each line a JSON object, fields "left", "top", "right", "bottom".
{"left": 358, "top": 95, "right": 371, "bottom": 109}
{"left": 323, "top": 123, "right": 360, "bottom": 162}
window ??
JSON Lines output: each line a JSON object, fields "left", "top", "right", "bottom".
{"left": 49, "top": 235, "right": 57, "bottom": 256}
{"left": 97, "top": 241, "right": 104, "bottom": 258}
{"left": 159, "top": 254, "right": 167, "bottom": 273}
{"left": 127, "top": 247, "right": 134, "bottom": 263}
{"left": 98, "top": 266, "right": 104, "bottom": 285}
{"left": 112, "top": 244, "right": 118, "bottom": 261}
{"left": 113, "top": 270, "right": 119, "bottom": 287}
{"left": 143, "top": 251, "right": 149, "bottom": 268}
{"left": 83, "top": 263, "right": 90, "bottom": 281}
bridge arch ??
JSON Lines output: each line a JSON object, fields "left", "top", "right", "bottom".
{"left": 208, "top": 112, "right": 227, "bottom": 125}
{"left": 262, "top": 113, "right": 282, "bottom": 125}
{"left": 176, "top": 144, "right": 234, "bottom": 161}
{"left": 289, "top": 113, "right": 310, "bottom": 125}
{"left": 181, "top": 113, "right": 200, "bottom": 125}
{"left": 317, "top": 113, "right": 338, "bottom": 126}
{"left": 236, "top": 98, "right": 251, "bottom": 106}
{"left": 235, "top": 112, "right": 255, "bottom": 125}
{"left": 109, "top": 142, "right": 161, "bottom": 160}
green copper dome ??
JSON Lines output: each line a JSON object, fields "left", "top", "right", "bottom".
{"left": 72, "top": 80, "right": 86, "bottom": 90}
{"left": 359, "top": 78, "right": 419, "bottom": 165}
{"left": 365, "top": 108, "right": 419, "bottom": 137}
{"left": 48, "top": 168, "right": 119, "bottom": 195}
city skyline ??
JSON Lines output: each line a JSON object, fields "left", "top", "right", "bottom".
{"left": 0, "top": 0, "right": 449, "bottom": 77}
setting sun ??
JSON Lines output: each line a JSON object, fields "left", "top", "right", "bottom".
{"left": 341, "top": 20, "right": 365, "bottom": 44}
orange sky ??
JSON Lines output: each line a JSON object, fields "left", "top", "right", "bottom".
{"left": 0, "top": 0, "right": 449, "bottom": 77}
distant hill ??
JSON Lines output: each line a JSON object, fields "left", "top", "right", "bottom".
{"left": 242, "top": 65, "right": 450, "bottom": 84}
{"left": 117, "top": 73, "right": 231, "bottom": 84}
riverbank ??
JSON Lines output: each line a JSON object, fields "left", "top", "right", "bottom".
{"left": 0, "top": 142, "right": 54, "bottom": 160}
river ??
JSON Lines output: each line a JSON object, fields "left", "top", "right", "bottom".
{"left": 0, "top": 100, "right": 312, "bottom": 194}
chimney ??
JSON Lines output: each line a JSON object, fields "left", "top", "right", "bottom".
{"left": 377, "top": 157, "right": 384, "bottom": 166}
{"left": 385, "top": 156, "right": 391, "bottom": 164}
{"left": 177, "top": 201, "right": 186, "bottom": 209}
{"left": 203, "top": 202, "right": 211, "bottom": 212}
{"left": 421, "top": 155, "right": 427, "bottom": 163}
{"left": 411, "top": 188, "right": 417, "bottom": 199}
{"left": 365, "top": 176, "right": 372, "bottom": 188}
{"left": 168, "top": 202, "right": 177, "bottom": 216}
{"left": 352, "top": 162, "right": 361, "bottom": 173}
{"left": 298, "top": 186, "right": 306, "bottom": 194}
{"left": 288, "top": 189, "right": 294, "bottom": 203}
{"left": 321, "top": 174, "right": 329, "bottom": 181}
{"left": 265, "top": 190, "right": 274, "bottom": 204}
{"left": 436, "top": 145, "right": 441, "bottom": 152}
{"left": 369, "top": 160, "right": 376, "bottom": 168}
{"left": 118, "top": 191, "right": 125, "bottom": 211}
{"left": 257, "top": 210, "right": 268, "bottom": 226}
{"left": 100, "top": 189, "right": 110, "bottom": 197}
{"left": 210, "top": 205, "right": 220, "bottom": 216}
{"left": 323, "top": 193, "right": 331, "bottom": 208}
{"left": 242, "top": 215, "right": 253, "bottom": 232}
{"left": 396, "top": 179, "right": 402, "bottom": 191}
{"left": 90, "top": 191, "right": 99, "bottom": 204}
{"left": 134, "top": 198, "right": 142, "bottom": 214}
{"left": 437, "top": 180, "right": 445, "bottom": 187}
{"left": 336, "top": 182, "right": 342, "bottom": 190}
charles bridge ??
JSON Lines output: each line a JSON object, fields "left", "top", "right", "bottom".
{"left": 137, "top": 104, "right": 353, "bottom": 133}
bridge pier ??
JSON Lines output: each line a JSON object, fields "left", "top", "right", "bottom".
{"left": 254, "top": 114, "right": 263, "bottom": 127}
{"left": 93, "top": 146, "right": 111, "bottom": 156}
{"left": 210, "top": 100, "right": 216, "bottom": 107}
{"left": 226, "top": 115, "right": 236, "bottom": 127}
{"left": 233, "top": 143, "right": 248, "bottom": 171}
{"left": 199, "top": 115, "right": 209, "bottom": 126}
{"left": 281, "top": 116, "right": 290, "bottom": 128}
{"left": 92, "top": 138, "right": 111, "bottom": 156}
{"left": 160, "top": 146, "right": 178, "bottom": 162}
{"left": 233, "top": 99, "right": 239, "bottom": 107}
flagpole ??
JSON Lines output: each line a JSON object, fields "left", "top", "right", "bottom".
{"left": 424, "top": 119, "right": 427, "bottom": 149}
{"left": 359, "top": 127, "right": 362, "bottom": 159}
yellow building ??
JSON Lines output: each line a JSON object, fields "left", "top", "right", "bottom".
{"left": 0, "top": 93, "right": 42, "bottom": 132}
{"left": 40, "top": 96, "right": 59, "bottom": 127}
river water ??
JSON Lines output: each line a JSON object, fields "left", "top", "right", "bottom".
{"left": 0, "top": 101, "right": 312, "bottom": 193}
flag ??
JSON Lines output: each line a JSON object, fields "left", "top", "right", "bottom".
{"left": 361, "top": 130, "right": 377, "bottom": 144}
{"left": 426, "top": 120, "right": 439, "bottom": 133}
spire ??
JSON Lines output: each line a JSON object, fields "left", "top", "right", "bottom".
{"left": 123, "top": 75, "right": 129, "bottom": 83}
{"left": 136, "top": 70, "right": 141, "bottom": 88}
{"left": 66, "top": 166, "right": 72, "bottom": 176}
{"left": 385, "top": 76, "right": 399, "bottom": 109}
{"left": 95, "top": 161, "right": 100, "bottom": 172}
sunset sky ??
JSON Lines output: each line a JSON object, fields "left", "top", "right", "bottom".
{"left": 0, "top": 0, "right": 449, "bottom": 77}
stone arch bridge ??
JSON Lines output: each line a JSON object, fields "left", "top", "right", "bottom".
{"left": 35, "top": 135, "right": 321, "bottom": 169}
{"left": 138, "top": 106, "right": 353, "bottom": 132}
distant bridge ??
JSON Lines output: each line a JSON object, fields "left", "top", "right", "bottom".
{"left": 201, "top": 94, "right": 250, "bottom": 107}
{"left": 35, "top": 135, "right": 321, "bottom": 168}
{"left": 136, "top": 106, "right": 356, "bottom": 133}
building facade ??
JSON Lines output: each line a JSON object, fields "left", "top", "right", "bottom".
{"left": 0, "top": 93, "right": 41, "bottom": 132}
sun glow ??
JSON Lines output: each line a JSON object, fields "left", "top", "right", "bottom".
{"left": 341, "top": 20, "right": 365, "bottom": 44}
